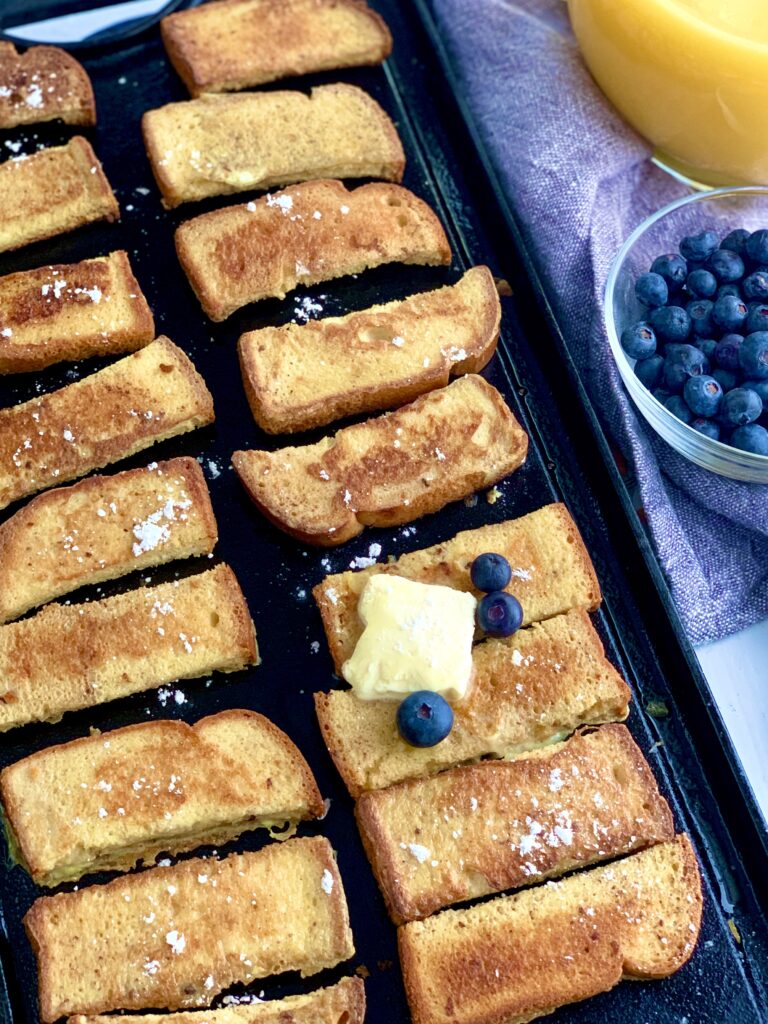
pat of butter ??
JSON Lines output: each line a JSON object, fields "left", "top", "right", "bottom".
{"left": 342, "top": 575, "right": 476, "bottom": 702}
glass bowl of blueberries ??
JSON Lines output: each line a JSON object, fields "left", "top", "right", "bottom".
{"left": 605, "top": 187, "right": 768, "bottom": 482}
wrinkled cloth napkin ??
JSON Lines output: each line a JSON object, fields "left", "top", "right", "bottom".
{"left": 432, "top": 0, "right": 768, "bottom": 646}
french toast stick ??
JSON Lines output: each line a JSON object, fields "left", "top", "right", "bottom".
{"left": 0, "top": 43, "right": 95, "bottom": 128}
{"left": 314, "top": 502, "right": 601, "bottom": 672}
{"left": 161, "top": 0, "right": 392, "bottom": 95}
{"left": 0, "top": 251, "right": 154, "bottom": 373}
{"left": 0, "top": 336, "right": 214, "bottom": 512}
{"left": 239, "top": 266, "right": 500, "bottom": 432}
{"left": 356, "top": 724, "right": 674, "bottom": 923}
{"left": 0, "top": 564, "right": 258, "bottom": 731}
{"left": 175, "top": 179, "right": 451, "bottom": 320}
{"left": 233, "top": 375, "right": 527, "bottom": 546}
{"left": 398, "top": 835, "right": 702, "bottom": 1024}
{"left": 67, "top": 978, "right": 366, "bottom": 1024}
{"left": 1, "top": 708, "right": 323, "bottom": 886}
{"left": 0, "top": 137, "right": 118, "bottom": 253}
{"left": 143, "top": 84, "right": 404, "bottom": 208}
{"left": 315, "top": 609, "right": 630, "bottom": 797}
{"left": 0, "top": 458, "right": 217, "bottom": 624}
{"left": 25, "top": 836, "right": 355, "bottom": 1021}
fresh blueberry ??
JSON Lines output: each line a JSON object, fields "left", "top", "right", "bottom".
{"left": 684, "top": 375, "right": 722, "bottom": 417}
{"left": 476, "top": 591, "right": 524, "bottom": 637}
{"left": 714, "top": 333, "right": 744, "bottom": 371}
{"left": 649, "top": 305, "right": 690, "bottom": 343}
{"left": 745, "top": 304, "right": 768, "bottom": 334}
{"left": 743, "top": 379, "right": 768, "bottom": 404}
{"left": 652, "top": 387, "right": 672, "bottom": 404}
{"left": 695, "top": 338, "right": 718, "bottom": 361}
{"left": 650, "top": 253, "right": 687, "bottom": 291}
{"left": 686, "top": 268, "right": 717, "bottom": 299}
{"left": 730, "top": 423, "right": 768, "bottom": 455}
{"left": 717, "top": 283, "right": 742, "bottom": 301}
{"left": 634, "top": 272, "right": 668, "bottom": 308}
{"left": 712, "top": 294, "right": 748, "bottom": 332}
{"left": 739, "top": 332, "right": 768, "bottom": 379}
{"left": 634, "top": 354, "right": 665, "bottom": 390}
{"left": 470, "top": 552, "right": 512, "bottom": 593}
{"left": 746, "top": 229, "right": 768, "bottom": 265}
{"left": 680, "top": 230, "right": 718, "bottom": 263}
{"left": 706, "top": 249, "right": 745, "bottom": 283}
{"left": 743, "top": 270, "right": 768, "bottom": 301}
{"left": 664, "top": 394, "right": 693, "bottom": 424}
{"left": 620, "top": 321, "right": 657, "bottom": 360}
{"left": 712, "top": 367, "right": 739, "bottom": 392}
{"left": 691, "top": 418, "right": 721, "bottom": 441}
{"left": 720, "top": 228, "right": 750, "bottom": 256}
{"left": 686, "top": 299, "right": 714, "bottom": 336}
{"left": 721, "top": 387, "right": 763, "bottom": 426}
{"left": 396, "top": 691, "right": 454, "bottom": 748}
{"left": 663, "top": 344, "right": 707, "bottom": 391}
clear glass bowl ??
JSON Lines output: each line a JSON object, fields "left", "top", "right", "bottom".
{"left": 605, "top": 187, "right": 768, "bottom": 483}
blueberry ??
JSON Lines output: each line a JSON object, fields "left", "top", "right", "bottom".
{"left": 743, "top": 379, "right": 768, "bottom": 403}
{"left": 746, "top": 304, "right": 768, "bottom": 334}
{"left": 634, "top": 354, "right": 665, "bottom": 390}
{"left": 649, "top": 305, "right": 690, "bottom": 343}
{"left": 730, "top": 423, "right": 768, "bottom": 455}
{"left": 634, "top": 272, "right": 668, "bottom": 308}
{"left": 686, "top": 299, "right": 714, "bottom": 337}
{"left": 739, "top": 332, "right": 768, "bottom": 379}
{"left": 664, "top": 394, "right": 693, "bottom": 424}
{"left": 691, "top": 418, "right": 721, "bottom": 441}
{"left": 720, "top": 228, "right": 750, "bottom": 256}
{"left": 620, "top": 321, "right": 657, "bottom": 360}
{"left": 686, "top": 268, "right": 717, "bottom": 299}
{"left": 712, "top": 367, "right": 739, "bottom": 392}
{"left": 470, "top": 552, "right": 512, "bottom": 593}
{"left": 746, "top": 229, "right": 768, "bottom": 265}
{"left": 712, "top": 294, "right": 748, "bottom": 332}
{"left": 743, "top": 270, "right": 768, "bottom": 301}
{"left": 684, "top": 375, "right": 722, "bottom": 417}
{"left": 650, "top": 253, "right": 687, "bottom": 291}
{"left": 722, "top": 387, "right": 763, "bottom": 426}
{"left": 396, "top": 691, "right": 454, "bottom": 748}
{"left": 707, "top": 248, "right": 745, "bottom": 283}
{"left": 714, "top": 333, "right": 744, "bottom": 371}
{"left": 717, "top": 283, "right": 742, "bottom": 301}
{"left": 680, "top": 230, "right": 718, "bottom": 263}
{"left": 652, "top": 387, "right": 672, "bottom": 404}
{"left": 695, "top": 338, "right": 718, "bottom": 361}
{"left": 663, "top": 344, "right": 707, "bottom": 391}
{"left": 476, "top": 591, "right": 523, "bottom": 637}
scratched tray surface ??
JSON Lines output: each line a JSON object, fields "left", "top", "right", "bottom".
{"left": 0, "top": 4, "right": 766, "bottom": 1024}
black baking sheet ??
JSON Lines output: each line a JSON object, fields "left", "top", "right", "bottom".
{"left": 0, "top": 3, "right": 767, "bottom": 1022}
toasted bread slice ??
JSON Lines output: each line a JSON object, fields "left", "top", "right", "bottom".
{"left": 0, "top": 137, "right": 118, "bottom": 254}
{"left": 0, "top": 458, "right": 217, "bottom": 624}
{"left": 0, "top": 336, "right": 214, "bottom": 512}
{"left": 25, "top": 835, "right": 355, "bottom": 1021}
{"left": 143, "top": 84, "right": 404, "bottom": 208}
{"left": 239, "top": 266, "right": 500, "bottom": 433}
{"left": 0, "top": 251, "right": 154, "bottom": 373}
{"left": 67, "top": 977, "right": 366, "bottom": 1024}
{"left": 0, "top": 564, "right": 258, "bottom": 732}
{"left": 315, "top": 503, "right": 601, "bottom": 672}
{"left": 161, "top": 0, "right": 392, "bottom": 96}
{"left": 356, "top": 724, "right": 673, "bottom": 923}
{"left": 1, "top": 708, "right": 323, "bottom": 886}
{"left": 175, "top": 180, "right": 451, "bottom": 321}
{"left": 0, "top": 43, "right": 95, "bottom": 128}
{"left": 399, "top": 834, "right": 702, "bottom": 1024}
{"left": 315, "top": 609, "right": 630, "bottom": 797}
{"left": 233, "top": 375, "right": 527, "bottom": 546}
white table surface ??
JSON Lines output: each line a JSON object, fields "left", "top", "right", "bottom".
{"left": 696, "top": 619, "right": 768, "bottom": 828}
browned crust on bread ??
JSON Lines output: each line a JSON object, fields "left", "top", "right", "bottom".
{"left": 175, "top": 179, "right": 451, "bottom": 321}
{"left": 0, "top": 43, "right": 95, "bottom": 128}
{"left": 0, "top": 137, "right": 118, "bottom": 254}
{"left": 398, "top": 835, "right": 702, "bottom": 1024}
{"left": 161, "top": 0, "right": 392, "bottom": 96}
{"left": 238, "top": 266, "right": 500, "bottom": 433}
{"left": 0, "top": 251, "right": 155, "bottom": 373}
{"left": 355, "top": 724, "right": 674, "bottom": 923}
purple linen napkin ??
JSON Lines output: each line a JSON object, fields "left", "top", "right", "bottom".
{"left": 431, "top": 0, "right": 768, "bottom": 645}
